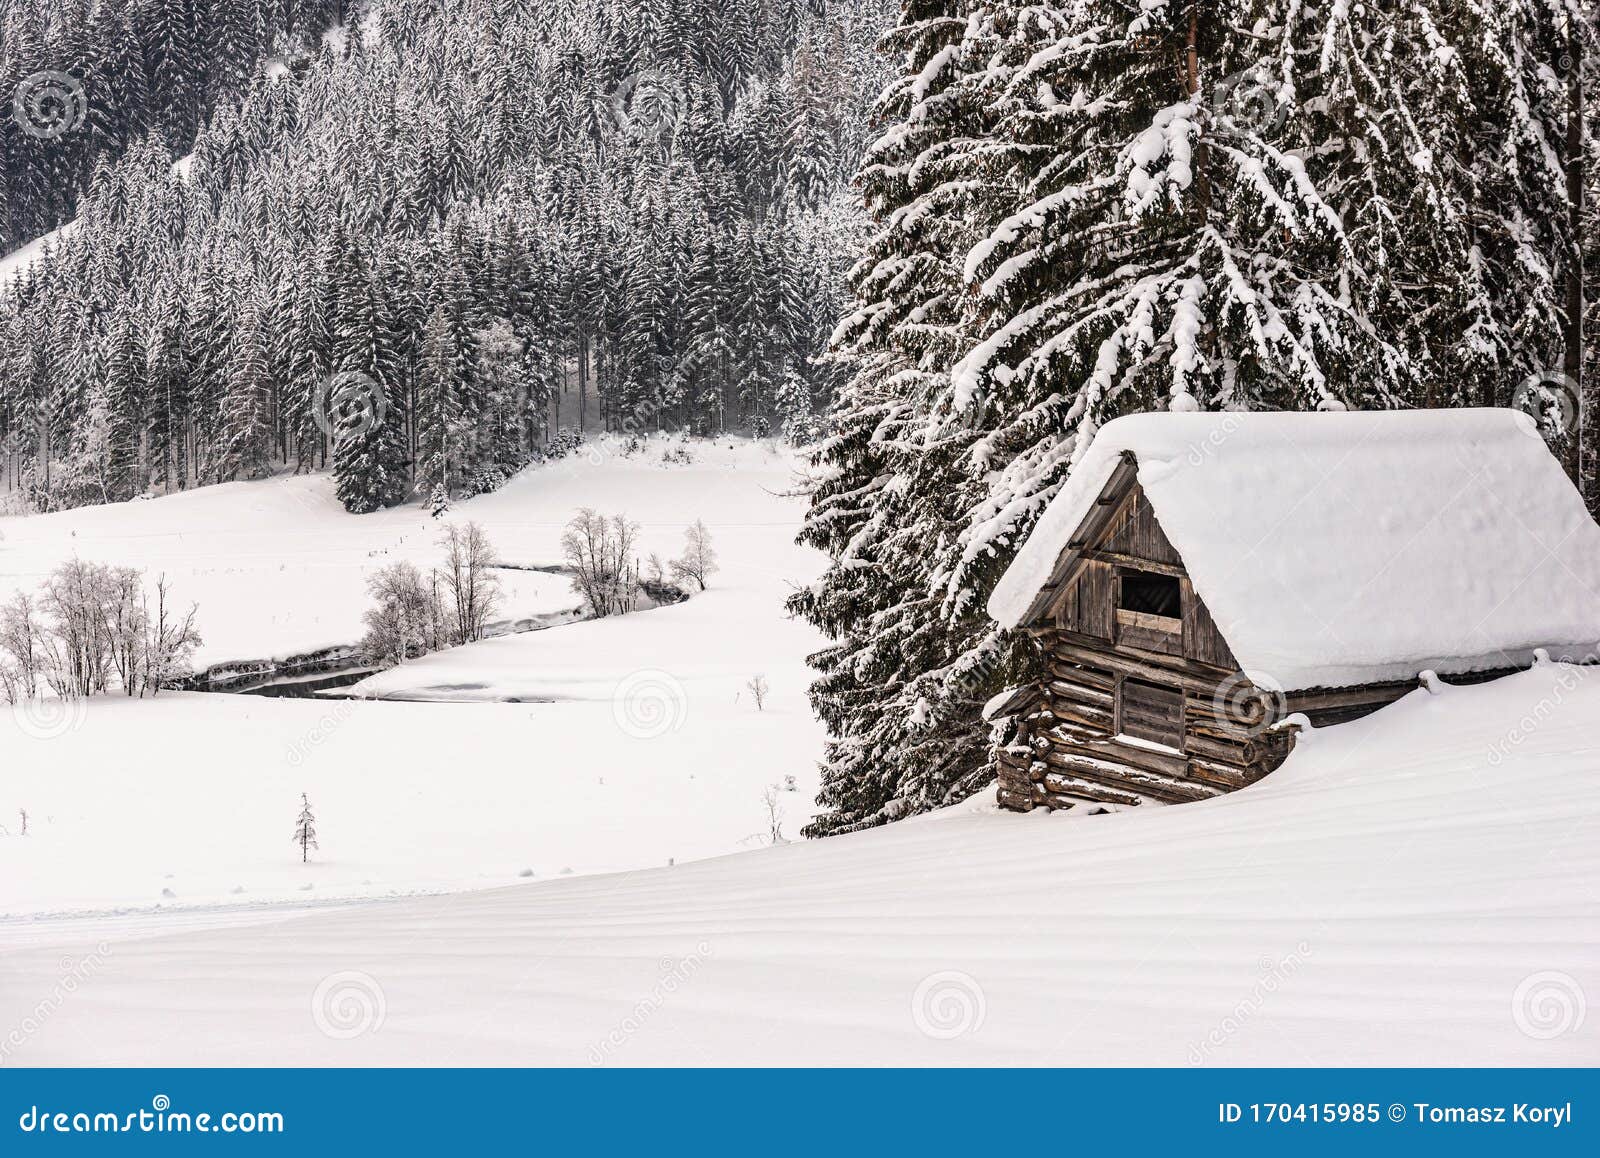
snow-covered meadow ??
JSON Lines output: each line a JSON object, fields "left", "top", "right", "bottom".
{"left": 0, "top": 438, "right": 827, "bottom": 916}
{"left": 2, "top": 433, "right": 1597, "bottom": 1067}
{"left": 2, "top": 662, "right": 1596, "bottom": 1065}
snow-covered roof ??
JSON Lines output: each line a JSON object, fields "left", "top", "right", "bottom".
{"left": 988, "top": 409, "right": 1600, "bottom": 690}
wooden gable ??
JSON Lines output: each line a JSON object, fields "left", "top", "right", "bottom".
{"left": 1034, "top": 472, "right": 1237, "bottom": 672}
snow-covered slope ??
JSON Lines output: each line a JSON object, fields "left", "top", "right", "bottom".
{"left": 0, "top": 224, "right": 75, "bottom": 289}
{"left": 0, "top": 438, "right": 829, "bottom": 915}
{"left": 0, "top": 437, "right": 796, "bottom": 667}
{"left": 4, "top": 664, "right": 1596, "bottom": 1065}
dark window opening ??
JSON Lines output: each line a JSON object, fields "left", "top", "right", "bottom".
{"left": 1119, "top": 571, "right": 1181, "bottom": 618}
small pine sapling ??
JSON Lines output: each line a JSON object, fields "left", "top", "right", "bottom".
{"left": 292, "top": 793, "right": 319, "bottom": 863}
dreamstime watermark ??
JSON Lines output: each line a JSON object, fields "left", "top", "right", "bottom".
{"left": 0, "top": 942, "right": 111, "bottom": 1065}
{"left": 310, "top": 970, "right": 387, "bottom": 1040}
{"left": 12, "top": 71, "right": 86, "bottom": 140}
{"left": 1188, "top": 941, "right": 1313, "bottom": 1064}
{"left": 604, "top": 70, "right": 683, "bottom": 149}
{"left": 1486, "top": 656, "right": 1594, "bottom": 767}
{"left": 588, "top": 941, "right": 712, "bottom": 1064}
{"left": 1211, "top": 65, "right": 1289, "bottom": 136}
{"left": 312, "top": 371, "right": 388, "bottom": 440}
{"left": 286, "top": 697, "right": 360, "bottom": 767}
{"left": 1185, "top": 410, "right": 1245, "bottom": 467}
{"left": 1510, "top": 970, "right": 1586, "bottom": 1041}
{"left": 1211, "top": 670, "right": 1287, "bottom": 738}
{"left": 16, "top": 1094, "right": 283, "bottom": 1135}
{"left": 611, "top": 668, "right": 689, "bottom": 739}
{"left": 910, "top": 969, "right": 987, "bottom": 1040}
{"left": 8, "top": 694, "right": 87, "bottom": 742}
{"left": 1511, "top": 370, "right": 1581, "bottom": 442}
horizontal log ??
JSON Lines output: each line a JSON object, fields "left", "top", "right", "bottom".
{"left": 1184, "top": 757, "right": 1253, "bottom": 790}
{"left": 1180, "top": 729, "right": 1258, "bottom": 766}
{"left": 1046, "top": 661, "right": 1118, "bottom": 691}
{"left": 1048, "top": 728, "right": 1188, "bottom": 777}
{"left": 996, "top": 789, "right": 1036, "bottom": 813}
{"left": 1045, "top": 702, "right": 1114, "bottom": 732}
{"left": 996, "top": 764, "right": 1035, "bottom": 788}
{"left": 1042, "top": 748, "right": 1220, "bottom": 804}
{"left": 1040, "top": 775, "right": 1146, "bottom": 809}
{"left": 1080, "top": 549, "right": 1187, "bottom": 578}
{"left": 1049, "top": 636, "right": 1231, "bottom": 696}
{"left": 1047, "top": 678, "right": 1114, "bottom": 708}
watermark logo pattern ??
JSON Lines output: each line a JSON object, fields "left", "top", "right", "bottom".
{"left": 1210, "top": 670, "right": 1287, "bottom": 737}
{"left": 1510, "top": 370, "right": 1581, "bottom": 442}
{"left": 611, "top": 669, "right": 689, "bottom": 740}
{"left": 910, "top": 970, "right": 986, "bottom": 1040}
{"left": 312, "top": 371, "right": 387, "bottom": 440}
{"left": 9, "top": 695, "right": 88, "bottom": 742}
{"left": 310, "top": 970, "right": 387, "bottom": 1040}
{"left": 1511, "top": 970, "right": 1586, "bottom": 1041}
{"left": 12, "top": 71, "right": 87, "bottom": 139}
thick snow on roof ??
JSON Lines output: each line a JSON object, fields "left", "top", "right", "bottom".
{"left": 989, "top": 409, "right": 1600, "bottom": 690}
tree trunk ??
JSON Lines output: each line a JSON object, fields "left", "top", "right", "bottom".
{"left": 1186, "top": 3, "right": 1210, "bottom": 222}
{"left": 1565, "top": 18, "right": 1586, "bottom": 496}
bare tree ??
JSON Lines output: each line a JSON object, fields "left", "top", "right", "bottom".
{"left": 0, "top": 591, "right": 44, "bottom": 703}
{"left": 361, "top": 561, "right": 446, "bottom": 666}
{"left": 0, "top": 565, "right": 198, "bottom": 700}
{"left": 39, "top": 559, "right": 116, "bottom": 698}
{"left": 101, "top": 566, "right": 146, "bottom": 696}
{"left": 746, "top": 674, "right": 769, "bottom": 710}
{"left": 561, "top": 508, "right": 642, "bottom": 617}
{"left": 760, "top": 784, "right": 785, "bottom": 845}
{"left": 439, "top": 522, "right": 501, "bottom": 644}
{"left": 670, "top": 519, "right": 718, "bottom": 591}
{"left": 140, "top": 575, "right": 202, "bottom": 695}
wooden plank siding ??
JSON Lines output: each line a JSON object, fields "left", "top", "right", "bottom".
{"left": 1008, "top": 477, "right": 1292, "bottom": 812}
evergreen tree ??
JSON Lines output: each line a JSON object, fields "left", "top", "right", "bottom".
{"left": 292, "top": 792, "right": 318, "bottom": 863}
{"left": 789, "top": 0, "right": 1590, "bottom": 834}
{"left": 414, "top": 305, "right": 463, "bottom": 498}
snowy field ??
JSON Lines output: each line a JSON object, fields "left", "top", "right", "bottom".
{"left": 2, "top": 663, "right": 1596, "bottom": 1065}
{"left": 0, "top": 438, "right": 828, "bottom": 915}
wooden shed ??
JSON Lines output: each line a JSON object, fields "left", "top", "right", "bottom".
{"left": 984, "top": 409, "right": 1600, "bottom": 813}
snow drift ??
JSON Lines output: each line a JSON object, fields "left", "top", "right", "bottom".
{"left": 3, "top": 663, "right": 1596, "bottom": 1065}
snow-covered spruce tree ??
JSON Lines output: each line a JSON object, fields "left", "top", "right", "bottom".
{"left": 292, "top": 793, "right": 318, "bottom": 864}
{"left": 1585, "top": 11, "right": 1600, "bottom": 514}
{"left": 329, "top": 232, "right": 408, "bottom": 514}
{"left": 414, "top": 305, "right": 463, "bottom": 501}
{"left": 1416, "top": 1, "right": 1587, "bottom": 421}
{"left": 220, "top": 293, "right": 274, "bottom": 481}
{"left": 788, "top": 0, "right": 1001, "bottom": 835}
{"left": 794, "top": 0, "right": 1583, "bottom": 834}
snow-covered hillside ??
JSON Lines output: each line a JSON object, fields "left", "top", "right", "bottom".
{"left": 0, "top": 438, "right": 828, "bottom": 914}
{"left": 3, "top": 664, "right": 1596, "bottom": 1065}
{"left": 0, "top": 436, "right": 798, "bottom": 666}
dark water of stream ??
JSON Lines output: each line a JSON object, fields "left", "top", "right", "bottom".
{"left": 237, "top": 668, "right": 380, "bottom": 698}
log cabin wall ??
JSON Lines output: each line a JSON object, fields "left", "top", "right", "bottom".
{"left": 997, "top": 469, "right": 1562, "bottom": 814}
{"left": 1000, "top": 482, "right": 1297, "bottom": 813}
